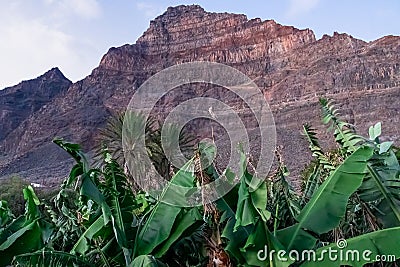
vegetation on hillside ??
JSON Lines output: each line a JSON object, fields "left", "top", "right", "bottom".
{"left": 0, "top": 98, "right": 399, "bottom": 266}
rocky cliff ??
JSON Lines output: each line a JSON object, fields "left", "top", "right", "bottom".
{"left": 0, "top": 5, "right": 399, "bottom": 184}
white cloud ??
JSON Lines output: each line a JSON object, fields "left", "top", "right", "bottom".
{"left": 44, "top": 0, "right": 102, "bottom": 19}
{"left": 0, "top": 1, "right": 101, "bottom": 88}
{"left": 0, "top": 18, "right": 73, "bottom": 88}
{"left": 286, "top": 0, "right": 320, "bottom": 18}
{"left": 63, "top": 0, "right": 101, "bottom": 19}
{"left": 136, "top": 2, "right": 165, "bottom": 19}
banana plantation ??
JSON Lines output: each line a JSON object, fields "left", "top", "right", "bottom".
{"left": 1, "top": 99, "right": 399, "bottom": 267}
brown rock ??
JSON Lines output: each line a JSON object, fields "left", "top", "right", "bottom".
{"left": 0, "top": 5, "right": 399, "bottom": 183}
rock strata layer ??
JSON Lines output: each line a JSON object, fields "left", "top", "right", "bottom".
{"left": 0, "top": 5, "right": 399, "bottom": 184}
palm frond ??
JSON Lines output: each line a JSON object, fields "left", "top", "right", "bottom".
{"left": 319, "top": 98, "right": 365, "bottom": 153}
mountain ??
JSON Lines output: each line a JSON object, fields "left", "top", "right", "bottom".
{"left": 0, "top": 68, "right": 71, "bottom": 143}
{"left": 0, "top": 5, "right": 399, "bottom": 185}
{"left": 0, "top": 68, "right": 72, "bottom": 184}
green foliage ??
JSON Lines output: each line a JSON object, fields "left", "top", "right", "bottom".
{"left": 267, "top": 150, "right": 301, "bottom": 232}
{"left": 0, "top": 200, "right": 13, "bottom": 227}
{"left": 301, "top": 227, "right": 400, "bottom": 267}
{"left": 280, "top": 146, "right": 374, "bottom": 251}
{"left": 54, "top": 140, "right": 139, "bottom": 266}
{"left": 94, "top": 112, "right": 194, "bottom": 184}
{"left": 13, "top": 249, "right": 95, "bottom": 267}
{"left": 1, "top": 105, "right": 400, "bottom": 267}
{"left": 129, "top": 255, "right": 167, "bottom": 267}
{"left": 319, "top": 99, "right": 400, "bottom": 229}
{"left": 134, "top": 159, "right": 202, "bottom": 257}
{"left": 0, "top": 186, "right": 52, "bottom": 266}
{"left": 215, "top": 149, "right": 277, "bottom": 266}
{"left": 0, "top": 176, "right": 29, "bottom": 216}
{"left": 320, "top": 98, "right": 364, "bottom": 153}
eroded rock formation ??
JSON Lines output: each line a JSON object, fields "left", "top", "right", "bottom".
{"left": 0, "top": 5, "right": 399, "bottom": 184}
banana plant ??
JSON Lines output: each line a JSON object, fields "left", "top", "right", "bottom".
{"left": 54, "top": 140, "right": 141, "bottom": 266}
{"left": 277, "top": 146, "right": 374, "bottom": 251}
{"left": 133, "top": 159, "right": 203, "bottom": 257}
{"left": 267, "top": 149, "right": 301, "bottom": 233}
{"left": 0, "top": 186, "right": 53, "bottom": 266}
{"left": 213, "top": 149, "right": 295, "bottom": 266}
{"left": 320, "top": 99, "right": 400, "bottom": 228}
{"left": 301, "top": 226, "right": 400, "bottom": 267}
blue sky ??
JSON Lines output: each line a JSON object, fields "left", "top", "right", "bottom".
{"left": 0, "top": 0, "right": 399, "bottom": 89}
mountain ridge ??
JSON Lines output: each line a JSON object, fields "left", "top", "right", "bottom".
{"left": 0, "top": 5, "right": 399, "bottom": 184}
{"left": 0, "top": 67, "right": 71, "bottom": 143}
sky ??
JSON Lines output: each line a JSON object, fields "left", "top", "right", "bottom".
{"left": 0, "top": 0, "right": 399, "bottom": 89}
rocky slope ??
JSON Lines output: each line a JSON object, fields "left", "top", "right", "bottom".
{"left": 0, "top": 68, "right": 72, "bottom": 184}
{"left": 0, "top": 68, "right": 71, "bottom": 144}
{"left": 0, "top": 5, "right": 399, "bottom": 184}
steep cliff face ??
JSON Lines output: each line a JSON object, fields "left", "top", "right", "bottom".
{"left": 1, "top": 5, "right": 399, "bottom": 183}
{"left": 100, "top": 5, "right": 315, "bottom": 72}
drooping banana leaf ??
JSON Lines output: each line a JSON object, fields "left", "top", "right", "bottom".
{"left": 154, "top": 208, "right": 202, "bottom": 257}
{"left": 234, "top": 176, "right": 259, "bottom": 231}
{"left": 135, "top": 159, "right": 201, "bottom": 256}
{"left": 22, "top": 186, "right": 40, "bottom": 221}
{"left": 234, "top": 151, "right": 271, "bottom": 231}
{"left": 358, "top": 149, "right": 400, "bottom": 227}
{"left": 0, "top": 219, "right": 43, "bottom": 266}
{"left": 241, "top": 219, "right": 293, "bottom": 267}
{"left": 300, "top": 226, "right": 400, "bottom": 267}
{"left": 216, "top": 180, "right": 249, "bottom": 264}
{"left": 279, "top": 146, "right": 374, "bottom": 251}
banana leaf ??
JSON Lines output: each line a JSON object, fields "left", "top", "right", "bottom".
{"left": 279, "top": 146, "right": 374, "bottom": 251}
{"left": 135, "top": 159, "right": 201, "bottom": 256}
{"left": 154, "top": 208, "right": 202, "bottom": 257}
{"left": 241, "top": 220, "right": 293, "bottom": 267}
{"left": 129, "top": 255, "right": 167, "bottom": 267}
{"left": 0, "top": 186, "right": 50, "bottom": 266}
{"left": 358, "top": 150, "right": 400, "bottom": 227}
{"left": 301, "top": 226, "right": 400, "bottom": 267}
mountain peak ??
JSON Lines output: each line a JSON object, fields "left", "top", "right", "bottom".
{"left": 150, "top": 5, "right": 212, "bottom": 23}
{"left": 0, "top": 67, "right": 71, "bottom": 147}
{"left": 163, "top": 4, "right": 205, "bottom": 16}
{"left": 101, "top": 5, "right": 315, "bottom": 71}
{"left": 41, "top": 67, "right": 70, "bottom": 82}
{"left": 137, "top": 5, "right": 248, "bottom": 44}
{"left": 3, "top": 6, "right": 400, "bottom": 183}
